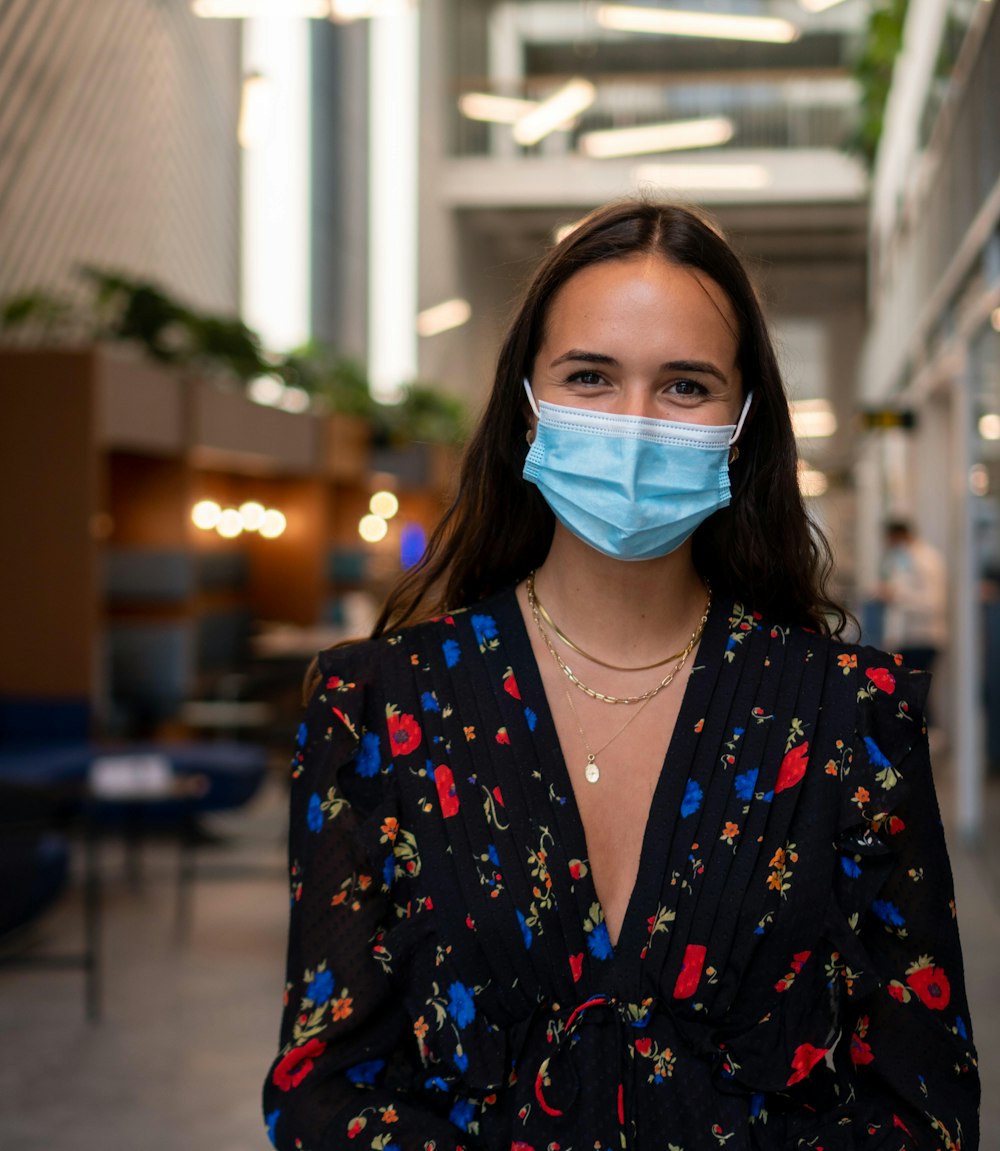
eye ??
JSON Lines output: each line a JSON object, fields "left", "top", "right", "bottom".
{"left": 566, "top": 369, "right": 607, "bottom": 387}
{"left": 669, "top": 379, "right": 709, "bottom": 397}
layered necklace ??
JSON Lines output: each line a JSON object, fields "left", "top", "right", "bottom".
{"left": 526, "top": 571, "right": 711, "bottom": 784}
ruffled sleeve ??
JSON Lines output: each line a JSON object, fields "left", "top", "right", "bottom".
{"left": 792, "top": 652, "right": 980, "bottom": 1148}
{"left": 262, "top": 644, "right": 475, "bottom": 1151}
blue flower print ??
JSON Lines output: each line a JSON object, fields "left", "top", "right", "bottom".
{"left": 454, "top": 1048, "right": 469, "bottom": 1073}
{"left": 864, "top": 735, "right": 892, "bottom": 769}
{"left": 265, "top": 1109, "right": 280, "bottom": 1146}
{"left": 346, "top": 1059, "right": 386, "bottom": 1085}
{"left": 382, "top": 854, "right": 394, "bottom": 888}
{"left": 956, "top": 1015, "right": 968, "bottom": 1040}
{"left": 443, "top": 638, "right": 461, "bottom": 668}
{"left": 296, "top": 721, "right": 307, "bottom": 748}
{"left": 471, "top": 613, "right": 498, "bottom": 647}
{"left": 310, "top": 968, "right": 334, "bottom": 1003}
{"left": 306, "top": 793, "right": 323, "bottom": 833}
{"left": 840, "top": 856, "right": 862, "bottom": 878}
{"left": 449, "top": 1097, "right": 477, "bottom": 1132}
{"left": 447, "top": 981, "right": 476, "bottom": 1028}
{"left": 421, "top": 691, "right": 440, "bottom": 713}
{"left": 734, "top": 768, "right": 758, "bottom": 801}
{"left": 524, "top": 706, "right": 537, "bottom": 731}
{"left": 680, "top": 778, "right": 703, "bottom": 817}
{"left": 872, "top": 899, "right": 906, "bottom": 927}
{"left": 516, "top": 909, "right": 533, "bottom": 949}
{"left": 487, "top": 843, "right": 500, "bottom": 866}
{"left": 587, "top": 921, "right": 613, "bottom": 960}
{"left": 355, "top": 731, "right": 381, "bottom": 778}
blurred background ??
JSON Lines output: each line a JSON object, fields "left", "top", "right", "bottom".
{"left": 0, "top": 0, "right": 997, "bottom": 1146}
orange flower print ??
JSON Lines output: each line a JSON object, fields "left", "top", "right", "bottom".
{"left": 838, "top": 653, "right": 857, "bottom": 671}
{"left": 853, "top": 786, "right": 871, "bottom": 806}
{"left": 381, "top": 1105, "right": 398, "bottom": 1123}
{"left": 413, "top": 1015, "right": 429, "bottom": 1040}
{"left": 331, "top": 993, "right": 354, "bottom": 1021}
{"left": 380, "top": 816, "right": 399, "bottom": 842}
{"left": 720, "top": 821, "right": 740, "bottom": 846}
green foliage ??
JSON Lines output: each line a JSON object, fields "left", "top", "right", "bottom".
{"left": 0, "top": 269, "right": 468, "bottom": 445}
{"left": 851, "top": 0, "right": 909, "bottom": 166}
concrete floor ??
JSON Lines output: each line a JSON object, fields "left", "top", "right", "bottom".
{"left": 1, "top": 761, "right": 997, "bottom": 1150}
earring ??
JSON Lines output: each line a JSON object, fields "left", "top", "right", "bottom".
{"left": 526, "top": 428, "right": 536, "bottom": 445}
{"left": 728, "top": 445, "right": 740, "bottom": 463}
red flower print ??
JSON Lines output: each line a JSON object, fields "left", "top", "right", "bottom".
{"left": 503, "top": 669, "right": 521, "bottom": 699}
{"left": 865, "top": 667, "right": 896, "bottom": 694}
{"left": 495, "top": 727, "right": 511, "bottom": 745}
{"left": 775, "top": 742, "right": 810, "bottom": 793}
{"left": 569, "top": 952, "right": 584, "bottom": 983}
{"left": 906, "top": 963, "right": 951, "bottom": 1010}
{"left": 791, "top": 950, "right": 811, "bottom": 973}
{"left": 493, "top": 786, "right": 505, "bottom": 806}
{"left": 888, "top": 981, "right": 908, "bottom": 1002}
{"left": 850, "top": 1032, "right": 874, "bottom": 1065}
{"left": 786, "top": 1042, "right": 828, "bottom": 1086}
{"left": 434, "top": 765, "right": 460, "bottom": 818}
{"left": 511, "top": 1144, "right": 536, "bottom": 1151}
{"left": 673, "top": 943, "right": 707, "bottom": 999}
{"left": 634, "top": 1037, "right": 653, "bottom": 1056}
{"left": 887, "top": 816, "right": 905, "bottom": 835}
{"left": 893, "top": 1115, "right": 913, "bottom": 1135}
{"left": 326, "top": 675, "right": 343, "bottom": 689}
{"left": 272, "top": 1038, "right": 327, "bottom": 1091}
{"left": 386, "top": 708, "right": 421, "bottom": 756}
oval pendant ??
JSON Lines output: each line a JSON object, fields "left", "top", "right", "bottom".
{"left": 584, "top": 759, "right": 600, "bottom": 784}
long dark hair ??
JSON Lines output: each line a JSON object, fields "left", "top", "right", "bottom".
{"left": 374, "top": 198, "right": 847, "bottom": 638}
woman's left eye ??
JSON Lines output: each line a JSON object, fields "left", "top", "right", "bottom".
{"left": 669, "top": 379, "right": 709, "bottom": 397}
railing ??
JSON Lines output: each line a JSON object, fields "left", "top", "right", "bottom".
{"left": 451, "top": 73, "right": 862, "bottom": 157}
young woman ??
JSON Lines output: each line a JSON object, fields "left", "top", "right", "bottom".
{"left": 264, "top": 200, "right": 979, "bottom": 1150}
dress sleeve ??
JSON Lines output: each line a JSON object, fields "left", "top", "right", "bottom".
{"left": 821, "top": 658, "right": 980, "bottom": 1148}
{"left": 262, "top": 647, "right": 475, "bottom": 1151}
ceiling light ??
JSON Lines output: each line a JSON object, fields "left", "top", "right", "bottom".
{"left": 633, "top": 162, "right": 771, "bottom": 190}
{"left": 790, "top": 399, "right": 837, "bottom": 439}
{"left": 279, "top": 385, "right": 311, "bottom": 413}
{"left": 192, "top": 500, "right": 222, "bottom": 530}
{"left": 979, "top": 413, "right": 1000, "bottom": 441}
{"left": 798, "top": 464, "right": 828, "bottom": 498}
{"left": 359, "top": 514, "right": 388, "bottom": 543}
{"left": 798, "top": 0, "right": 848, "bottom": 11}
{"left": 217, "top": 509, "right": 245, "bottom": 538}
{"left": 416, "top": 298, "right": 471, "bottom": 337}
{"left": 969, "top": 464, "right": 990, "bottom": 497}
{"left": 991, "top": 306, "right": 1000, "bottom": 333}
{"left": 192, "top": 0, "right": 330, "bottom": 15}
{"left": 369, "top": 490, "right": 399, "bottom": 519}
{"left": 596, "top": 4, "right": 800, "bottom": 43}
{"left": 580, "top": 116, "right": 733, "bottom": 159}
{"left": 259, "top": 509, "right": 287, "bottom": 539}
{"left": 248, "top": 375, "right": 286, "bottom": 407}
{"left": 512, "top": 78, "right": 596, "bottom": 146}
{"left": 458, "top": 93, "right": 538, "bottom": 124}
{"left": 239, "top": 501, "right": 266, "bottom": 531}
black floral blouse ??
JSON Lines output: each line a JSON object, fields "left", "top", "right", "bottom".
{"left": 263, "top": 589, "right": 979, "bottom": 1150}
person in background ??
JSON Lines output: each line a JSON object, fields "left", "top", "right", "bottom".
{"left": 877, "top": 518, "right": 947, "bottom": 676}
{"left": 263, "top": 200, "right": 979, "bottom": 1150}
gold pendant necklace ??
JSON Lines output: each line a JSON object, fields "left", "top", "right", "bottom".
{"left": 527, "top": 571, "right": 710, "bottom": 706}
{"left": 562, "top": 687, "right": 655, "bottom": 783}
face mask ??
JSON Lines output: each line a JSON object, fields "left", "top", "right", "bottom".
{"left": 522, "top": 380, "right": 752, "bottom": 561}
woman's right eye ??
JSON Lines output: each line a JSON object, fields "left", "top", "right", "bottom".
{"left": 566, "top": 370, "right": 606, "bottom": 387}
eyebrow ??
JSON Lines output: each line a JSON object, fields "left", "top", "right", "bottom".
{"left": 549, "top": 349, "right": 729, "bottom": 384}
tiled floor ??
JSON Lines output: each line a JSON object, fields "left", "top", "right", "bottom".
{"left": 1, "top": 764, "right": 996, "bottom": 1149}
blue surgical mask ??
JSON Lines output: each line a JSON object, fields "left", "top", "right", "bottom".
{"left": 522, "top": 380, "right": 752, "bottom": 561}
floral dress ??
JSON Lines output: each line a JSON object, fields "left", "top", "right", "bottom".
{"left": 263, "top": 589, "right": 979, "bottom": 1150}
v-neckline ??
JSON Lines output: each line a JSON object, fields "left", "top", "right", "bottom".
{"left": 497, "top": 586, "right": 729, "bottom": 968}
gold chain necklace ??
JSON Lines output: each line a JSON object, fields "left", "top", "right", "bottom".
{"left": 532, "top": 576, "right": 686, "bottom": 671}
{"left": 562, "top": 687, "right": 655, "bottom": 784}
{"left": 527, "top": 572, "right": 710, "bottom": 705}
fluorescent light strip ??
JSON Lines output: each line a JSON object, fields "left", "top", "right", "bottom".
{"left": 512, "top": 78, "right": 597, "bottom": 146}
{"left": 790, "top": 399, "right": 837, "bottom": 439}
{"left": 580, "top": 116, "right": 733, "bottom": 159}
{"left": 798, "top": 0, "right": 849, "bottom": 11}
{"left": 596, "top": 4, "right": 799, "bottom": 43}
{"left": 193, "top": 0, "right": 331, "bottom": 16}
{"left": 458, "top": 93, "right": 538, "bottom": 124}
{"left": 634, "top": 162, "right": 771, "bottom": 190}
{"left": 416, "top": 298, "right": 472, "bottom": 338}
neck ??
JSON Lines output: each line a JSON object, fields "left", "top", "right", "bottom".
{"left": 530, "top": 527, "right": 709, "bottom": 666}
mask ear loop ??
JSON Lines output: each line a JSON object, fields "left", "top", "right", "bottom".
{"left": 728, "top": 390, "right": 753, "bottom": 463}
{"left": 523, "top": 377, "right": 541, "bottom": 419}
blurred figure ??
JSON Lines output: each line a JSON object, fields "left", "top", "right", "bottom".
{"left": 877, "top": 518, "right": 947, "bottom": 675}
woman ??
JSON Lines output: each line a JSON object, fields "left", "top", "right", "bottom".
{"left": 263, "top": 201, "right": 979, "bottom": 1149}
